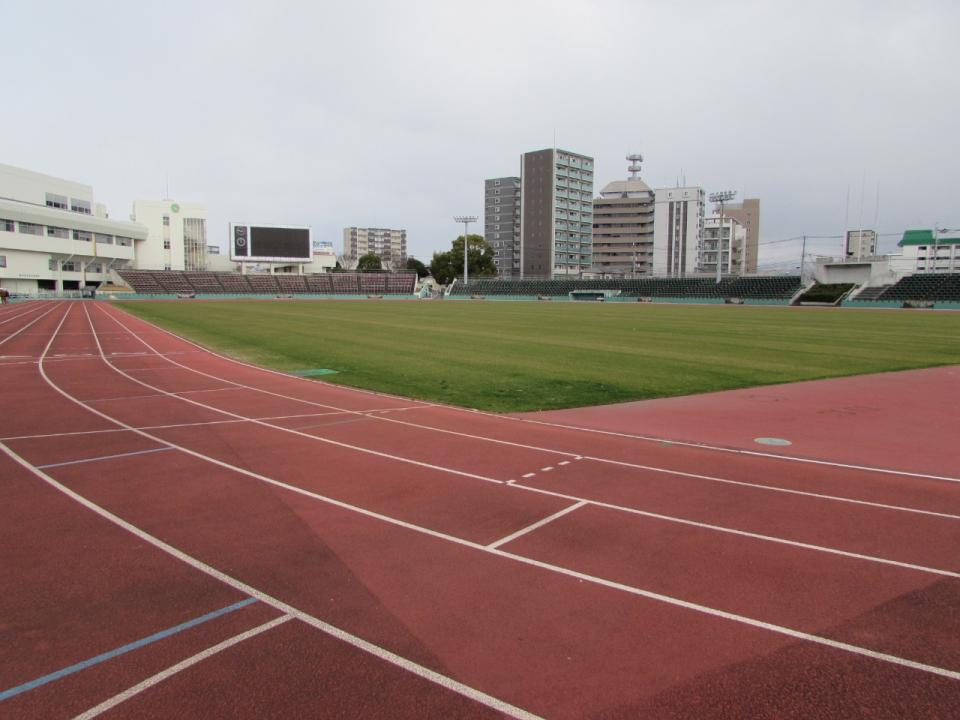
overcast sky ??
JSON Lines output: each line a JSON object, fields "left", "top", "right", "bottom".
{"left": 4, "top": 0, "right": 958, "bottom": 269}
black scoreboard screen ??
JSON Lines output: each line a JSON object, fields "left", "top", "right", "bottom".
{"left": 230, "top": 224, "right": 312, "bottom": 262}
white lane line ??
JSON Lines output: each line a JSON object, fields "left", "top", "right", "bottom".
{"left": 487, "top": 501, "right": 587, "bottom": 550}
{"left": 0, "top": 302, "right": 61, "bottom": 348}
{"left": 558, "top": 461, "right": 570, "bottom": 466}
{"left": 507, "top": 415, "right": 960, "bottom": 484}
{"left": 509, "top": 483, "right": 960, "bottom": 579}
{"left": 522, "top": 473, "right": 536, "bottom": 479}
{"left": 108, "top": 303, "right": 959, "bottom": 484}
{"left": 73, "top": 615, "right": 294, "bottom": 719}
{"left": 1, "top": 448, "right": 542, "bottom": 720}
{"left": 540, "top": 466, "right": 554, "bottom": 473}
{"left": 578, "top": 455, "right": 960, "bottom": 522}
{"left": 36, "top": 446, "right": 174, "bottom": 470}
{"left": 0, "top": 303, "right": 49, "bottom": 327}
{"left": 83, "top": 306, "right": 504, "bottom": 486}
{"left": 96, "top": 305, "right": 960, "bottom": 518}
{"left": 91, "top": 305, "right": 960, "bottom": 571}
{"left": 28, "top": 308, "right": 960, "bottom": 684}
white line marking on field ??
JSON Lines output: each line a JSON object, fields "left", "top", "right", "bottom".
{"left": 73, "top": 615, "right": 294, "bottom": 719}
{"left": 24, "top": 305, "right": 960, "bottom": 686}
{"left": 0, "top": 303, "right": 60, "bottom": 348}
{"left": 86, "top": 306, "right": 506, "bottom": 486}
{"left": 508, "top": 482, "right": 960, "bottom": 579}
{"left": 487, "top": 501, "right": 587, "bottom": 549}
{"left": 36, "top": 446, "right": 174, "bottom": 470}
{"left": 558, "top": 461, "right": 570, "bottom": 466}
{"left": 522, "top": 473, "right": 536, "bottom": 479}
{"left": 540, "top": 466, "right": 554, "bottom": 473}
{"left": 2, "top": 445, "right": 541, "bottom": 716}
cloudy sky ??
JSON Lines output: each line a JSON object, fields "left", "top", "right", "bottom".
{"left": 4, "top": 0, "right": 958, "bottom": 269}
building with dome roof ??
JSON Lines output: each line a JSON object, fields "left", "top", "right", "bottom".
{"left": 591, "top": 155, "right": 656, "bottom": 276}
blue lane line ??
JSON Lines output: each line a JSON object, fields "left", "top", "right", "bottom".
{"left": 36, "top": 446, "right": 174, "bottom": 470}
{"left": 0, "top": 597, "right": 257, "bottom": 702}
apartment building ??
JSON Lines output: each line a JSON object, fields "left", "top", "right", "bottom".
{"left": 484, "top": 177, "right": 521, "bottom": 278}
{"left": 342, "top": 227, "right": 407, "bottom": 267}
{"left": 520, "top": 148, "right": 594, "bottom": 278}
{"left": 700, "top": 214, "right": 747, "bottom": 276}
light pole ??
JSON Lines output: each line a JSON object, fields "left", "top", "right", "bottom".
{"left": 453, "top": 215, "right": 478, "bottom": 287}
{"left": 708, "top": 191, "right": 737, "bottom": 284}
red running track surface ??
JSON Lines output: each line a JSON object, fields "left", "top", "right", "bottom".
{"left": 1, "top": 300, "right": 958, "bottom": 719}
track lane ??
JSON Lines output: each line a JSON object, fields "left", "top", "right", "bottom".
{"left": 11, "top": 300, "right": 951, "bottom": 709}
{"left": 90, "top": 302, "right": 960, "bottom": 575}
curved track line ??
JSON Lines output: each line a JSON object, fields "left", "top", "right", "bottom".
{"left": 103, "top": 302, "right": 960, "bottom": 483}
{"left": 0, "top": 302, "right": 61, "bottom": 346}
{"left": 27, "top": 304, "right": 958, "bottom": 682}
{"left": 96, "top": 304, "right": 960, "bottom": 519}
{"left": 21, "top": 306, "right": 543, "bottom": 720}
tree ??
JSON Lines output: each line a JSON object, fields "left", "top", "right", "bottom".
{"left": 405, "top": 257, "right": 429, "bottom": 278}
{"left": 356, "top": 253, "right": 382, "bottom": 272}
{"left": 429, "top": 234, "right": 496, "bottom": 285}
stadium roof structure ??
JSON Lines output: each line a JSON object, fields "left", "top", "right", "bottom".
{"left": 900, "top": 229, "right": 960, "bottom": 246}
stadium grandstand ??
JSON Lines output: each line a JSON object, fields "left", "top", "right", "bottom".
{"left": 869, "top": 273, "right": 960, "bottom": 303}
{"left": 116, "top": 270, "right": 417, "bottom": 296}
{"left": 448, "top": 276, "right": 803, "bottom": 301}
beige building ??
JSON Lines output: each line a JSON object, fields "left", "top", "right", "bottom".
{"left": 131, "top": 199, "right": 207, "bottom": 271}
{"left": 719, "top": 198, "right": 760, "bottom": 273}
{"left": 592, "top": 158, "right": 655, "bottom": 276}
{"left": 342, "top": 227, "right": 407, "bottom": 267}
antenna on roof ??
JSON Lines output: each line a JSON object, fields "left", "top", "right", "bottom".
{"left": 626, "top": 153, "right": 643, "bottom": 179}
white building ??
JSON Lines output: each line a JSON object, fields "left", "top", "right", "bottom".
{"left": 0, "top": 163, "right": 145, "bottom": 294}
{"left": 130, "top": 199, "right": 208, "bottom": 271}
{"left": 700, "top": 214, "right": 747, "bottom": 276}
{"left": 898, "top": 229, "right": 960, "bottom": 272}
{"left": 652, "top": 186, "right": 704, "bottom": 276}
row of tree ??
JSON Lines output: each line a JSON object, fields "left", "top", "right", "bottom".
{"left": 354, "top": 234, "right": 498, "bottom": 285}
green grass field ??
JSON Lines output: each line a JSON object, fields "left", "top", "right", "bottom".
{"left": 116, "top": 300, "right": 960, "bottom": 412}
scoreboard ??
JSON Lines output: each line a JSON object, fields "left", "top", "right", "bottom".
{"left": 230, "top": 223, "right": 312, "bottom": 263}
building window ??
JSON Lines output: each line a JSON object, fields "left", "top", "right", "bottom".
{"left": 115, "top": 236, "right": 133, "bottom": 247}
{"left": 164, "top": 264, "right": 171, "bottom": 270}
{"left": 0, "top": 255, "right": 5, "bottom": 267}
{"left": 73, "top": 230, "right": 92, "bottom": 242}
{"left": 95, "top": 233, "right": 114, "bottom": 244}
{"left": 61, "top": 261, "right": 77, "bottom": 272}
{"left": 47, "top": 226, "right": 70, "bottom": 239}
{"left": 45, "top": 193, "right": 68, "bottom": 209}
{"left": 1, "top": 219, "right": 13, "bottom": 232}
{"left": 162, "top": 216, "right": 170, "bottom": 226}
{"left": 87, "top": 262, "right": 102, "bottom": 273}
{"left": 70, "top": 199, "right": 92, "bottom": 214}
{"left": 19, "top": 222, "right": 43, "bottom": 236}
{"left": 163, "top": 240, "right": 171, "bottom": 249}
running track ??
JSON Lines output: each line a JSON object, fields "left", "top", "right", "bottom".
{"left": 1, "top": 299, "right": 958, "bottom": 719}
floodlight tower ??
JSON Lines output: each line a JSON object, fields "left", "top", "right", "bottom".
{"left": 708, "top": 190, "right": 737, "bottom": 283}
{"left": 453, "top": 215, "right": 478, "bottom": 286}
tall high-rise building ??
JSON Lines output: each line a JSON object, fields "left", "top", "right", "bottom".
{"left": 520, "top": 148, "right": 594, "bottom": 278}
{"left": 592, "top": 154, "right": 655, "bottom": 276}
{"left": 484, "top": 177, "right": 520, "bottom": 277}
{"left": 720, "top": 198, "right": 760, "bottom": 273}
{"left": 342, "top": 227, "right": 407, "bottom": 267}
{"left": 652, "top": 187, "right": 704, "bottom": 276}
